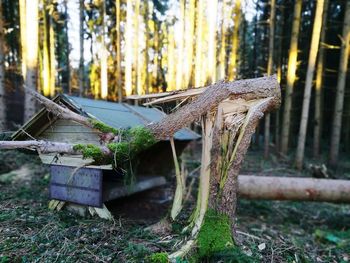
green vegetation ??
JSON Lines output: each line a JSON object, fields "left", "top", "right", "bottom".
{"left": 197, "top": 209, "right": 234, "bottom": 258}
{"left": 146, "top": 252, "right": 169, "bottom": 263}
{"left": 89, "top": 119, "right": 119, "bottom": 134}
{"left": 73, "top": 144, "right": 105, "bottom": 163}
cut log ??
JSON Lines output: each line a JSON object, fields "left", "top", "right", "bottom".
{"left": 238, "top": 175, "right": 350, "bottom": 203}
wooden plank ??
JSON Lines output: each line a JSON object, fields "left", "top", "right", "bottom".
{"left": 103, "top": 176, "right": 167, "bottom": 202}
{"left": 39, "top": 154, "right": 113, "bottom": 169}
{"left": 38, "top": 132, "right": 99, "bottom": 144}
{"left": 50, "top": 165, "right": 103, "bottom": 207}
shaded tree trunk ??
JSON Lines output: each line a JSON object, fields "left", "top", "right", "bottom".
{"left": 0, "top": 0, "right": 5, "bottom": 130}
{"left": 264, "top": 0, "right": 276, "bottom": 159}
{"left": 79, "top": 0, "right": 84, "bottom": 96}
{"left": 280, "top": 0, "right": 302, "bottom": 154}
{"left": 100, "top": 0, "right": 108, "bottom": 99}
{"left": 329, "top": 0, "right": 350, "bottom": 166}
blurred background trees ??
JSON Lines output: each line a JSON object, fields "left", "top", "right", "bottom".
{"left": 0, "top": 0, "right": 349, "bottom": 169}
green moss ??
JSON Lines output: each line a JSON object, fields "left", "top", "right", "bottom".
{"left": 73, "top": 144, "right": 104, "bottom": 163}
{"left": 89, "top": 119, "right": 119, "bottom": 134}
{"left": 145, "top": 252, "right": 169, "bottom": 263}
{"left": 197, "top": 209, "right": 234, "bottom": 258}
{"left": 128, "top": 126, "right": 157, "bottom": 152}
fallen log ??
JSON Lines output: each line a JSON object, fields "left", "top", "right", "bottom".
{"left": 238, "top": 175, "right": 350, "bottom": 203}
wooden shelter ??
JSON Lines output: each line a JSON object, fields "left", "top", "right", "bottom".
{"left": 12, "top": 94, "right": 199, "bottom": 208}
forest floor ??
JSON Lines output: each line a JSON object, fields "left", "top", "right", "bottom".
{"left": 0, "top": 149, "right": 349, "bottom": 263}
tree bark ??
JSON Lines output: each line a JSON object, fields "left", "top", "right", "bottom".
{"left": 124, "top": 0, "right": 133, "bottom": 96}
{"left": 239, "top": 175, "right": 350, "bottom": 203}
{"left": 194, "top": 0, "right": 204, "bottom": 86}
{"left": 280, "top": 0, "right": 302, "bottom": 154}
{"left": 175, "top": 0, "right": 185, "bottom": 90}
{"left": 228, "top": 0, "right": 241, "bottom": 81}
{"left": 218, "top": 0, "right": 227, "bottom": 80}
{"left": 295, "top": 0, "right": 325, "bottom": 170}
{"left": 207, "top": 0, "right": 218, "bottom": 83}
{"left": 115, "top": 0, "right": 122, "bottom": 101}
{"left": 329, "top": 0, "right": 350, "bottom": 166}
{"left": 79, "top": 0, "right": 84, "bottom": 96}
{"left": 0, "top": 0, "right": 5, "bottom": 130}
{"left": 264, "top": 0, "right": 276, "bottom": 159}
{"left": 313, "top": 0, "right": 328, "bottom": 158}
{"left": 24, "top": 0, "right": 39, "bottom": 122}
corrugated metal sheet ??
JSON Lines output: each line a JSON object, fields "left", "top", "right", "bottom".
{"left": 65, "top": 95, "right": 200, "bottom": 141}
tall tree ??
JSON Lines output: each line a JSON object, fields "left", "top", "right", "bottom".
{"left": 313, "top": 0, "right": 329, "bottom": 157}
{"left": 228, "top": 0, "right": 241, "bottom": 81}
{"left": 100, "top": 0, "right": 108, "bottom": 99}
{"left": 218, "top": 0, "right": 227, "bottom": 80}
{"left": 264, "top": 0, "right": 276, "bottom": 158}
{"left": 124, "top": 0, "right": 133, "bottom": 96}
{"left": 295, "top": 0, "right": 325, "bottom": 169}
{"left": 49, "top": 10, "right": 55, "bottom": 98}
{"left": 79, "top": 0, "right": 84, "bottom": 96}
{"left": 184, "top": 0, "right": 195, "bottom": 87}
{"left": 175, "top": 0, "right": 185, "bottom": 90}
{"left": 207, "top": 0, "right": 218, "bottom": 83}
{"left": 0, "top": 0, "right": 5, "bottom": 130}
{"left": 19, "top": 0, "right": 26, "bottom": 79}
{"left": 24, "top": 0, "right": 39, "bottom": 121}
{"left": 329, "top": 0, "right": 350, "bottom": 166}
{"left": 280, "top": 0, "right": 302, "bottom": 154}
{"left": 115, "top": 0, "right": 122, "bottom": 101}
{"left": 194, "top": 0, "right": 203, "bottom": 87}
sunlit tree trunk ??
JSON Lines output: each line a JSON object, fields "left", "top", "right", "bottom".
{"left": 49, "top": 15, "right": 56, "bottom": 98}
{"left": 79, "top": 0, "right": 84, "bottom": 96}
{"left": 115, "top": 0, "right": 122, "bottom": 102}
{"left": 207, "top": 0, "right": 218, "bottom": 83}
{"left": 295, "top": 0, "right": 325, "bottom": 170}
{"left": 144, "top": 0, "right": 150, "bottom": 94}
{"left": 329, "top": 0, "right": 350, "bottom": 166}
{"left": 228, "top": 0, "right": 241, "bottom": 81}
{"left": 167, "top": 27, "right": 175, "bottom": 91}
{"left": 313, "top": 0, "right": 328, "bottom": 157}
{"left": 134, "top": 0, "right": 141, "bottom": 95}
{"left": 218, "top": 0, "right": 227, "bottom": 80}
{"left": 184, "top": 0, "right": 195, "bottom": 87}
{"left": 100, "top": 0, "right": 108, "bottom": 99}
{"left": 175, "top": 0, "right": 185, "bottom": 90}
{"left": 280, "top": 0, "right": 302, "bottom": 154}
{"left": 42, "top": 1, "right": 50, "bottom": 96}
{"left": 0, "top": 0, "right": 5, "bottom": 130}
{"left": 194, "top": 0, "right": 203, "bottom": 87}
{"left": 125, "top": 0, "right": 133, "bottom": 96}
{"left": 264, "top": 0, "right": 276, "bottom": 159}
{"left": 24, "top": 0, "right": 39, "bottom": 121}
{"left": 152, "top": 22, "right": 158, "bottom": 91}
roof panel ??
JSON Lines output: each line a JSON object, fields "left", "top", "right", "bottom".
{"left": 66, "top": 95, "right": 200, "bottom": 141}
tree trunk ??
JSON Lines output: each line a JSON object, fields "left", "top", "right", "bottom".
{"left": 280, "top": 0, "right": 302, "bottom": 154}
{"left": 194, "top": 0, "right": 203, "bottom": 87}
{"left": 264, "top": 0, "right": 276, "bottom": 159}
{"left": 79, "top": 0, "right": 84, "bottom": 96}
{"left": 115, "top": 0, "right": 122, "bottom": 102}
{"left": 49, "top": 14, "right": 56, "bottom": 98}
{"left": 313, "top": 0, "right": 328, "bottom": 158}
{"left": 329, "top": 0, "right": 350, "bottom": 166}
{"left": 0, "top": 0, "right": 5, "bottom": 130}
{"left": 184, "top": 0, "right": 195, "bottom": 87}
{"left": 63, "top": 0, "right": 70, "bottom": 94}
{"left": 124, "top": 0, "right": 133, "bottom": 96}
{"left": 100, "top": 0, "right": 108, "bottom": 99}
{"left": 295, "top": 0, "right": 325, "bottom": 169}
{"left": 24, "top": 0, "right": 39, "bottom": 122}
{"left": 42, "top": 1, "right": 50, "bottom": 97}
{"left": 167, "top": 27, "right": 175, "bottom": 91}
{"left": 239, "top": 175, "right": 350, "bottom": 203}
{"left": 19, "top": 0, "right": 26, "bottom": 79}
{"left": 207, "top": 0, "right": 218, "bottom": 83}
{"left": 228, "top": 0, "right": 241, "bottom": 81}
{"left": 144, "top": 0, "right": 150, "bottom": 94}
{"left": 175, "top": 0, "right": 185, "bottom": 90}
{"left": 218, "top": 0, "right": 227, "bottom": 80}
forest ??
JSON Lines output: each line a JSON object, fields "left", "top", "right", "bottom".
{"left": 0, "top": 0, "right": 349, "bottom": 262}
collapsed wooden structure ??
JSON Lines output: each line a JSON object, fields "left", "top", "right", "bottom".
{"left": 2, "top": 75, "right": 349, "bottom": 259}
